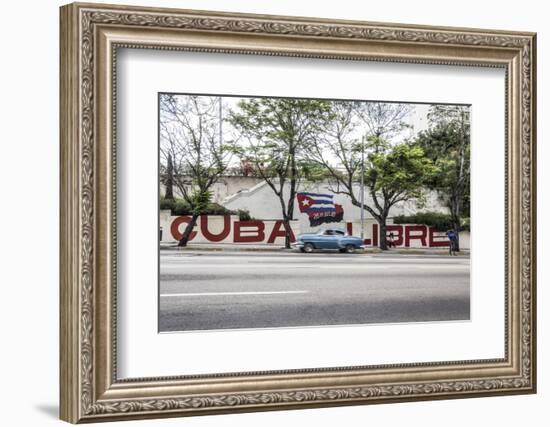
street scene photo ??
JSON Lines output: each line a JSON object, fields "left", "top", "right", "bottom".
{"left": 158, "top": 93, "right": 471, "bottom": 332}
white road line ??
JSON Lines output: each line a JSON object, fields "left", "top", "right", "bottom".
{"left": 161, "top": 264, "right": 469, "bottom": 270}
{"left": 160, "top": 290, "right": 308, "bottom": 297}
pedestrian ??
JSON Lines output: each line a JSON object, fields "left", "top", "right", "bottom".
{"left": 388, "top": 231, "right": 395, "bottom": 248}
{"left": 446, "top": 229, "right": 458, "bottom": 255}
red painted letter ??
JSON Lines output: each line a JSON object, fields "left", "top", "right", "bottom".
{"left": 200, "top": 215, "right": 231, "bottom": 242}
{"left": 428, "top": 227, "right": 449, "bottom": 247}
{"left": 234, "top": 221, "right": 265, "bottom": 243}
{"left": 405, "top": 225, "right": 428, "bottom": 247}
{"left": 386, "top": 225, "right": 404, "bottom": 246}
{"left": 170, "top": 216, "right": 198, "bottom": 241}
{"left": 268, "top": 220, "right": 296, "bottom": 243}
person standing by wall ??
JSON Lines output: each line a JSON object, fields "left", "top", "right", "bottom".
{"left": 388, "top": 231, "right": 396, "bottom": 248}
{"left": 446, "top": 229, "right": 458, "bottom": 255}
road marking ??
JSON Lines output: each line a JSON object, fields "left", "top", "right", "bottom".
{"left": 161, "top": 264, "right": 469, "bottom": 270}
{"left": 160, "top": 290, "right": 308, "bottom": 297}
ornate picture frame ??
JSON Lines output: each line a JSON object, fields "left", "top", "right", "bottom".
{"left": 60, "top": 2, "right": 536, "bottom": 423}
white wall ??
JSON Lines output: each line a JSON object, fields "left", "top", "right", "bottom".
{"left": 224, "top": 180, "right": 448, "bottom": 222}
{"left": 160, "top": 175, "right": 264, "bottom": 203}
{"left": 0, "top": 1, "right": 545, "bottom": 427}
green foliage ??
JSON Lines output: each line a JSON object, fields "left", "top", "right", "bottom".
{"left": 228, "top": 98, "right": 334, "bottom": 179}
{"left": 189, "top": 190, "right": 212, "bottom": 216}
{"left": 237, "top": 209, "right": 253, "bottom": 221}
{"left": 415, "top": 105, "right": 470, "bottom": 220}
{"left": 300, "top": 160, "right": 334, "bottom": 182}
{"left": 159, "top": 196, "right": 236, "bottom": 216}
{"left": 172, "top": 199, "right": 192, "bottom": 216}
{"left": 364, "top": 141, "right": 439, "bottom": 206}
{"left": 159, "top": 197, "right": 176, "bottom": 211}
{"left": 229, "top": 98, "right": 333, "bottom": 143}
{"left": 393, "top": 211, "right": 470, "bottom": 231}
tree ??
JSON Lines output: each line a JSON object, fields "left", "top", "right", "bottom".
{"left": 415, "top": 105, "right": 470, "bottom": 250}
{"left": 163, "top": 153, "right": 174, "bottom": 200}
{"left": 364, "top": 140, "right": 438, "bottom": 248}
{"left": 356, "top": 101, "right": 412, "bottom": 140}
{"left": 159, "top": 94, "right": 233, "bottom": 246}
{"left": 307, "top": 101, "right": 434, "bottom": 249}
{"left": 228, "top": 98, "right": 333, "bottom": 248}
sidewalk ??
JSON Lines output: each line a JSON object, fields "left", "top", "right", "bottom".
{"left": 161, "top": 242, "right": 288, "bottom": 252}
{"left": 160, "top": 242, "right": 470, "bottom": 256}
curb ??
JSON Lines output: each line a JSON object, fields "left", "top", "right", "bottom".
{"left": 160, "top": 245, "right": 469, "bottom": 256}
{"left": 160, "top": 245, "right": 288, "bottom": 253}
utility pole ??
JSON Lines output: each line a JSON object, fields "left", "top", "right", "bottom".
{"left": 360, "top": 135, "right": 365, "bottom": 242}
{"left": 218, "top": 96, "right": 223, "bottom": 146}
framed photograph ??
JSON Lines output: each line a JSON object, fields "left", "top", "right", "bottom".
{"left": 60, "top": 2, "right": 537, "bottom": 423}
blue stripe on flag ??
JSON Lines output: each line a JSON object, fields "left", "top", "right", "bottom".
{"left": 310, "top": 199, "right": 334, "bottom": 205}
{"left": 300, "top": 192, "right": 333, "bottom": 198}
{"left": 304, "top": 207, "right": 337, "bottom": 213}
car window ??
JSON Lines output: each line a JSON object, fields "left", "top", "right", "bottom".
{"left": 334, "top": 230, "right": 345, "bottom": 236}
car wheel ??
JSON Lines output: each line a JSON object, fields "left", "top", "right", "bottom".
{"left": 345, "top": 244, "right": 355, "bottom": 254}
{"left": 299, "top": 247, "right": 306, "bottom": 253}
{"left": 338, "top": 248, "right": 346, "bottom": 253}
{"left": 303, "top": 243, "right": 314, "bottom": 253}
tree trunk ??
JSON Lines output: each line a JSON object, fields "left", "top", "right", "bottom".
{"left": 275, "top": 184, "right": 294, "bottom": 249}
{"left": 286, "top": 146, "right": 297, "bottom": 250}
{"left": 282, "top": 217, "right": 292, "bottom": 249}
{"left": 378, "top": 219, "right": 388, "bottom": 250}
{"left": 178, "top": 214, "right": 199, "bottom": 247}
{"left": 452, "top": 219, "right": 461, "bottom": 252}
{"left": 450, "top": 195, "right": 461, "bottom": 252}
{"left": 165, "top": 153, "right": 174, "bottom": 200}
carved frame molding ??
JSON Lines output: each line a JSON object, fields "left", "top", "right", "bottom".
{"left": 60, "top": 2, "right": 536, "bottom": 423}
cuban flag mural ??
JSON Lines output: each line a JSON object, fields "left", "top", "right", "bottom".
{"left": 296, "top": 192, "right": 344, "bottom": 227}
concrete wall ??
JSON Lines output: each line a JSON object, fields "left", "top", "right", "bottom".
{"left": 160, "top": 211, "right": 470, "bottom": 249}
{"left": 160, "top": 178, "right": 458, "bottom": 245}
{"left": 160, "top": 175, "right": 264, "bottom": 204}
{"left": 223, "top": 180, "right": 449, "bottom": 224}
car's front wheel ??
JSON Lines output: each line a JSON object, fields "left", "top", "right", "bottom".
{"left": 345, "top": 244, "right": 355, "bottom": 254}
{"left": 303, "top": 243, "right": 314, "bottom": 253}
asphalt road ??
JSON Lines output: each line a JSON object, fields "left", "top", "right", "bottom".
{"left": 159, "top": 251, "right": 470, "bottom": 332}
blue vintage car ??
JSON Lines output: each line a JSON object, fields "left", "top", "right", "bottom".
{"left": 293, "top": 228, "right": 365, "bottom": 253}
